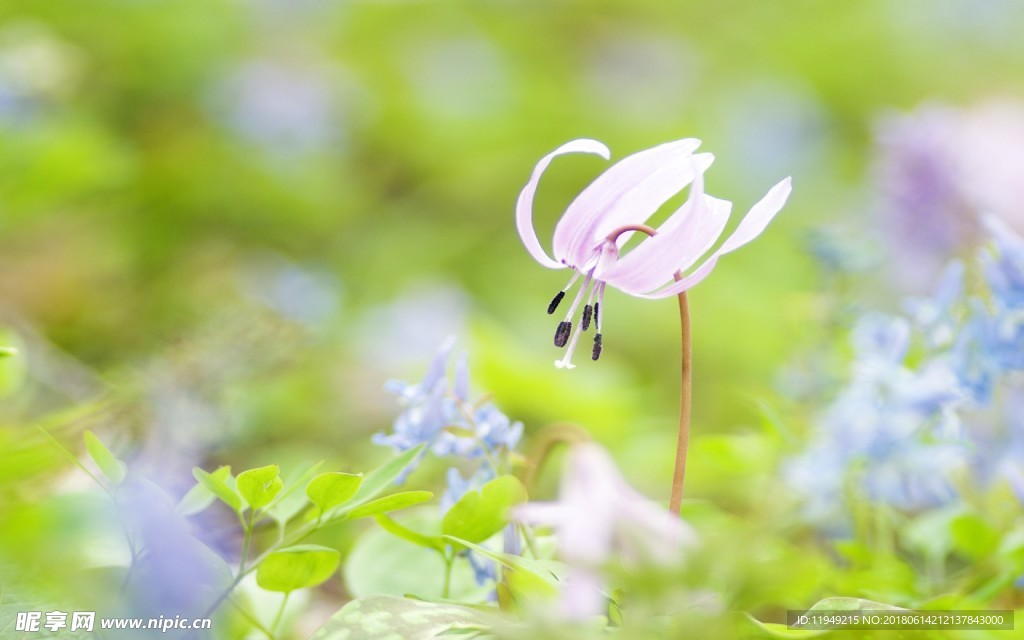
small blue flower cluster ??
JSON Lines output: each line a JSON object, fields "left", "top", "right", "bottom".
{"left": 373, "top": 337, "right": 524, "bottom": 584}
{"left": 789, "top": 217, "right": 1024, "bottom": 524}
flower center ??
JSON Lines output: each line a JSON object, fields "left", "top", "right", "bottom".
{"left": 543, "top": 224, "right": 659, "bottom": 369}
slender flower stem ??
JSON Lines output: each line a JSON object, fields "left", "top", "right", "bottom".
{"left": 606, "top": 224, "right": 692, "bottom": 515}
{"left": 669, "top": 288, "right": 691, "bottom": 516}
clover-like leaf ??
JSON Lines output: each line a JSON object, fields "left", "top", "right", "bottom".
{"left": 346, "top": 491, "right": 433, "bottom": 520}
{"left": 347, "top": 444, "right": 425, "bottom": 507}
{"left": 306, "top": 472, "right": 362, "bottom": 513}
{"left": 84, "top": 430, "right": 127, "bottom": 485}
{"left": 193, "top": 466, "right": 243, "bottom": 513}
{"left": 442, "top": 475, "right": 526, "bottom": 546}
{"left": 374, "top": 514, "right": 444, "bottom": 552}
{"left": 256, "top": 544, "right": 341, "bottom": 593}
{"left": 178, "top": 466, "right": 233, "bottom": 515}
{"left": 237, "top": 464, "right": 283, "bottom": 510}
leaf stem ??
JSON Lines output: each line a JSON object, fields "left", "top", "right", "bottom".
{"left": 240, "top": 510, "right": 255, "bottom": 573}
{"left": 227, "top": 596, "right": 276, "bottom": 640}
{"left": 271, "top": 592, "right": 290, "bottom": 635}
{"left": 442, "top": 550, "right": 454, "bottom": 599}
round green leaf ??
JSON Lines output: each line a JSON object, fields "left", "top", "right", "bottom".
{"left": 256, "top": 544, "right": 341, "bottom": 593}
{"left": 442, "top": 475, "right": 527, "bottom": 545}
{"left": 237, "top": 464, "right": 283, "bottom": 510}
{"left": 306, "top": 472, "right": 362, "bottom": 513}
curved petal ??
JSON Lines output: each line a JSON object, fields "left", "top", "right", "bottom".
{"left": 631, "top": 176, "right": 792, "bottom": 299}
{"left": 516, "top": 139, "right": 611, "bottom": 269}
{"left": 715, "top": 176, "right": 792, "bottom": 255}
{"left": 553, "top": 139, "right": 704, "bottom": 268}
{"left": 631, "top": 255, "right": 721, "bottom": 299}
{"left": 599, "top": 166, "right": 734, "bottom": 295}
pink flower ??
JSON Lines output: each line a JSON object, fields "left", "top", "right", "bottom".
{"left": 514, "top": 443, "right": 698, "bottom": 620}
{"left": 516, "top": 139, "right": 791, "bottom": 368}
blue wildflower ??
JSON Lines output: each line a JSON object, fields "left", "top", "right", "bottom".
{"left": 373, "top": 338, "right": 456, "bottom": 482}
{"left": 787, "top": 313, "right": 968, "bottom": 523}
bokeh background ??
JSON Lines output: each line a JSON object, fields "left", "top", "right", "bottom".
{"left": 3, "top": 0, "right": 1024, "bottom": 636}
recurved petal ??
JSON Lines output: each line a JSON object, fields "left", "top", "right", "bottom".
{"left": 631, "top": 176, "right": 792, "bottom": 299}
{"left": 631, "top": 255, "right": 721, "bottom": 299}
{"left": 597, "top": 157, "right": 729, "bottom": 294}
{"left": 714, "top": 176, "right": 792, "bottom": 255}
{"left": 553, "top": 139, "right": 704, "bottom": 268}
{"left": 516, "top": 139, "right": 611, "bottom": 269}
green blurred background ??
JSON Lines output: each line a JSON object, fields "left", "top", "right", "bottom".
{"left": 1, "top": 0, "right": 1024, "bottom": 630}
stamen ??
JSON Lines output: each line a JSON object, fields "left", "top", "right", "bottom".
{"left": 547, "top": 291, "right": 566, "bottom": 314}
{"left": 557, "top": 319, "right": 587, "bottom": 369}
{"left": 554, "top": 321, "right": 572, "bottom": 347}
{"left": 581, "top": 304, "right": 593, "bottom": 331}
{"left": 592, "top": 333, "right": 603, "bottom": 361}
{"left": 593, "top": 302, "right": 600, "bottom": 329}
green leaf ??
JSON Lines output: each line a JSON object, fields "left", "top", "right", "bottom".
{"left": 806, "top": 597, "right": 905, "bottom": 612}
{"left": 442, "top": 475, "right": 527, "bottom": 545}
{"left": 0, "top": 347, "right": 15, "bottom": 358}
{"left": 951, "top": 512, "right": 999, "bottom": 559}
{"left": 256, "top": 544, "right": 341, "bottom": 593}
{"left": 193, "top": 466, "right": 243, "bottom": 513}
{"left": 266, "top": 461, "right": 324, "bottom": 526}
{"left": 345, "top": 510, "right": 490, "bottom": 601}
{"left": 347, "top": 444, "right": 425, "bottom": 507}
{"left": 308, "top": 595, "right": 494, "bottom": 640}
{"left": 306, "top": 472, "right": 362, "bottom": 513}
{"left": 346, "top": 491, "right": 433, "bottom": 520}
{"left": 177, "top": 466, "right": 232, "bottom": 515}
{"left": 84, "top": 430, "right": 126, "bottom": 485}
{"left": 374, "top": 514, "right": 445, "bottom": 551}
{"left": 236, "top": 464, "right": 283, "bottom": 510}
{"left": 741, "top": 614, "right": 829, "bottom": 639}
{"left": 441, "top": 535, "right": 559, "bottom": 598}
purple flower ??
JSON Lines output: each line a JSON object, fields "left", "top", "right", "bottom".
{"left": 516, "top": 139, "right": 791, "bottom": 368}
{"left": 515, "top": 443, "right": 697, "bottom": 620}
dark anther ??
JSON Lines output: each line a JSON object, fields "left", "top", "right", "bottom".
{"left": 593, "top": 302, "right": 600, "bottom": 328}
{"left": 547, "top": 291, "right": 565, "bottom": 314}
{"left": 592, "top": 333, "right": 603, "bottom": 361}
{"left": 554, "top": 321, "right": 572, "bottom": 347}
{"left": 581, "top": 304, "right": 593, "bottom": 331}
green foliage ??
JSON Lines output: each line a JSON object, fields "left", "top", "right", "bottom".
{"left": 347, "top": 491, "right": 434, "bottom": 520}
{"left": 442, "top": 536, "right": 559, "bottom": 599}
{"left": 374, "top": 514, "right": 444, "bottom": 552}
{"left": 83, "top": 430, "right": 126, "bottom": 485}
{"left": 236, "top": 464, "right": 283, "bottom": 510}
{"left": 308, "top": 595, "right": 493, "bottom": 640}
{"left": 347, "top": 445, "right": 426, "bottom": 508}
{"left": 442, "top": 475, "right": 527, "bottom": 547}
{"left": 177, "top": 466, "right": 233, "bottom": 516}
{"left": 256, "top": 544, "right": 341, "bottom": 593}
{"left": 192, "top": 466, "right": 243, "bottom": 513}
{"left": 306, "top": 471, "right": 362, "bottom": 513}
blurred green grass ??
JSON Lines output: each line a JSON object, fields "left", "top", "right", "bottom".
{"left": 1, "top": 0, "right": 1023, "bottom": 631}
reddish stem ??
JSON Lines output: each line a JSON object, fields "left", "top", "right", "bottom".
{"left": 606, "top": 225, "right": 692, "bottom": 515}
